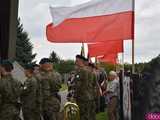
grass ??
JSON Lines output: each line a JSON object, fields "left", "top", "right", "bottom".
{"left": 60, "top": 84, "right": 68, "bottom": 91}
{"left": 96, "top": 112, "right": 108, "bottom": 120}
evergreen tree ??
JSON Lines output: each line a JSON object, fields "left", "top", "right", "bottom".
{"left": 16, "top": 19, "right": 36, "bottom": 66}
{"left": 54, "top": 60, "right": 75, "bottom": 74}
{"left": 49, "top": 50, "right": 60, "bottom": 63}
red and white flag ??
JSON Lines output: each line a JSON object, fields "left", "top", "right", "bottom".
{"left": 46, "top": 0, "right": 134, "bottom": 43}
{"left": 98, "top": 53, "right": 118, "bottom": 64}
{"left": 88, "top": 40, "right": 123, "bottom": 57}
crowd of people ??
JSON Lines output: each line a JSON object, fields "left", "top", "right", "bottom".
{"left": 67, "top": 55, "right": 120, "bottom": 120}
{"left": 0, "top": 55, "right": 120, "bottom": 120}
{"left": 0, "top": 58, "right": 62, "bottom": 120}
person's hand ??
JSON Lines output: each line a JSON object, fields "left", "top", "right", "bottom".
{"left": 102, "top": 90, "right": 107, "bottom": 96}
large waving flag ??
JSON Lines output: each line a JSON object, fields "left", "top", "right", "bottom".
{"left": 46, "top": 0, "right": 133, "bottom": 43}
{"left": 88, "top": 40, "right": 123, "bottom": 57}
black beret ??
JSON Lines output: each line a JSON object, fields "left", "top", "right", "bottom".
{"left": 39, "top": 58, "right": 52, "bottom": 64}
{"left": 89, "top": 63, "right": 95, "bottom": 68}
{"left": 24, "top": 64, "right": 35, "bottom": 71}
{"left": 1, "top": 60, "right": 14, "bottom": 71}
{"left": 76, "top": 55, "right": 83, "bottom": 59}
{"left": 76, "top": 55, "right": 87, "bottom": 61}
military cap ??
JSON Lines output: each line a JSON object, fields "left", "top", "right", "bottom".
{"left": 24, "top": 64, "right": 35, "bottom": 71}
{"left": 88, "top": 63, "right": 95, "bottom": 68}
{"left": 76, "top": 55, "right": 83, "bottom": 59}
{"left": 76, "top": 55, "right": 88, "bottom": 62}
{"left": 39, "top": 58, "right": 52, "bottom": 64}
{"left": 1, "top": 60, "right": 14, "bottom": 72}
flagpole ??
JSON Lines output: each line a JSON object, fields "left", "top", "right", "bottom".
{"left": 115, "top": 56, "right": 118, "bottom": 72}
{"left": 132, "top": 0, "right": 135, "bottom": 73}
{"left": 83, "top": 42, "right": 85, "bottom": 57}
{"left": 122, "top": 40, "right": 125, "bottom": 72}
{"left": 95, "top": 56, "right": 97, "bottom": 65}
{"left": 81, "top": 42, "right": 85, "bottom": 57}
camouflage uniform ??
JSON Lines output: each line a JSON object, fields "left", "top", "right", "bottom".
{"left": 74, "top": 67, "right": 97, "bottom": 120}
{"left": 21, "top": 76, "right": 41, "bottom": 120}
{"left": 0, "top": 74, "right": 21, "bottom": 120}
{"left": 36, "top": 70, "right": 61, "bottom": 120}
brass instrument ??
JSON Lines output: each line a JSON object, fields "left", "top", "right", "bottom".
{"left": 64, "top": 102, "right": 80, "bottom": 120}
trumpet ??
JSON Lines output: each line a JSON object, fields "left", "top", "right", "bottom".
{"left": 64, "top": 101, "right": 80, "bottom": 120}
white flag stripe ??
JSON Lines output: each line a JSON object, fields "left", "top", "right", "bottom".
{"left": 50, "top": 0, "right": 133, "bottom": 25}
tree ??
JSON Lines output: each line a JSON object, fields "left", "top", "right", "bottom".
{"left": 15, "top": 19, "right": 36, "bottom": 66}
{"left": 49, "top": 50, "right": 60, "bottom": 63}
{"left": 99, "top": 62, "right": 116, "bottom": 74}
{"left": 54, "top": 60, "right": 75, "bottom": 74}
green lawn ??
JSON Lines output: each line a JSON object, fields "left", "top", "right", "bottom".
{"left": 60, "top": 84, "right": 68, "bottom": 91}
{"left": 96, "top": 112, "right": 108, "bottom": 120}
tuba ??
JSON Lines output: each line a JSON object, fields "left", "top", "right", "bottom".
{"left": 64, "top": 101, "right": 80, "bottom": 120}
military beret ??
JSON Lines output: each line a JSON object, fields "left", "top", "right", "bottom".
{"left": 76, "top": 55, "right": 83, "bottom": 59}
{"left": 24, "top": 64, "right": 35, "bottom": 71}
{"left": 39, "top": 58, "right": 52, "bottom": 64}
{"left": 1, "top": 60, "right": 14, "bottom": 72}
{"left": 89, "top": 63, "right": 95, "bottom": 68}
{"left": 76, "top": 55, "right": 87, "bottom": 61}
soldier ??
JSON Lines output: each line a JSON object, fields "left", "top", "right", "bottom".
{"left": 74, "top": 55, "right": 97, "bottom": 120}
{"left": 95, "top": 65, "right": 107, "bottom": 112}
{"left": 87, "top": 63, "right": 100, "bottom": 120}
{"left": 21, "top": 64, "right": 41, "bottom": 120}
{"left": 67, "top": 71, "right": 76, "bottom": 101}
{"left": 36, "top": 58, "right": 62, "bottom": 120}
{"left": 0, "top": 60, "right": 21, "bottom": 120}
{"left": 33, "top": 64, "right": 40, "bottom": 74}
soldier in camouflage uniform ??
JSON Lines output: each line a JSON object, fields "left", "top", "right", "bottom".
{"left": 36, "top": 58, "right": 62, "bottom": 120}
{"left": 0, "top": 60, "right": 22, "bottom": 120}
{"left": 21, "top": 64, "right": 41, "bottom": 120}
{"left": 74, "top": 55, "right": 97, "bottom": 120}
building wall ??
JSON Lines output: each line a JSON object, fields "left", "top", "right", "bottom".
{"left": 0, "top": 0, "right": 18, "bottom": 59}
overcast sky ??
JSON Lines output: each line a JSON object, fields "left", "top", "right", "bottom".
{"left": 19, "top": 0, "right": 160, "bottom": 63}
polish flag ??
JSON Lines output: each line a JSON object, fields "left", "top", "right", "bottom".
{"left": 98, "top": 53, "right": 118, "bottom": 64}
{"left": 88, "top": 40, "right": 123, "bottom": 57}
{"left": 46, "top": 0, "right": 134, "bottom": 43}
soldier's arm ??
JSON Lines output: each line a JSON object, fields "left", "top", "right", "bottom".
{"left": 55, "top": 72, "right": 62, "bottom": 90}
{"left": 14, "top": 79, "right": 23, "bottom": 97}
{"left": 93, "top": 73, "right": 102, "bottom": 96}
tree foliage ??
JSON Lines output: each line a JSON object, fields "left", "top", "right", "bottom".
{"left": 99, "top": 62, "right": 116, "bottom": 74}
{"left": 54, "top": 60, "right": 75, "bottom": 74}
{"left": 132, "top": 55, "right": 160, "bottom": 119}
{"left": 16, "top": 19, "right": 36, "bottom": 66}
{"left": 49, "top": 50, "right": 60, "bottom": 63}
